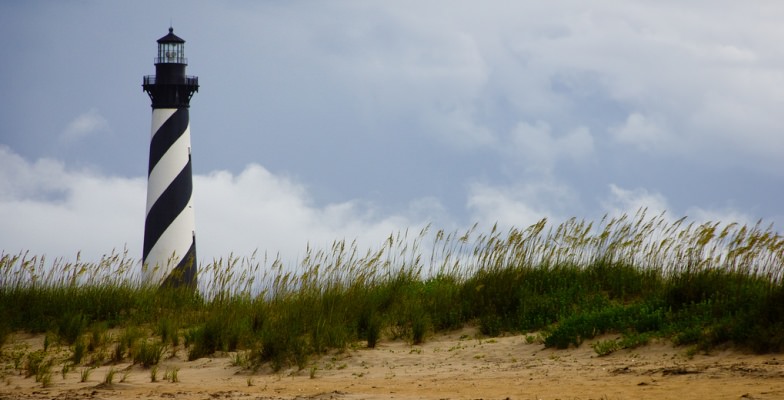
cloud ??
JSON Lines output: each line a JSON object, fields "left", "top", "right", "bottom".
{"left": 424, "top": 104, "right": 497, "bottom": 150}
{"left": 508, "top": 121, "right": 594, "bottom": 172}
{"left": 0, "top": 145, "right": 69, "bottom": 201}
{"left": 440, "top": 2, "right": 784, "bottom": 173}
{"left": 601, "top": 184, "right": 670, "bottom": 219}
{"left": 685, "top": 206, "right": 755, "bottom": 228}
{"left": 252, "top": 2, "right": 781, "bottom": 172}
{"left": 610, "top": 112, "right": 673, "bottom": 153}
{"left": 193, "top": 165, "right": 427, "bottom": 264}
{"left": 466, "top": 180, "right": 579, "bottom": 230}
{"left": 313, "top": 12, "right": 493, "bottom": 150}
{"left": 600, "top": 183, "right": 759, "bottom": 229}
{"left": 0, "top": 146, "right": 431, "bottom": 264}
{"left": 1, "top": 143, "right": 776, "bottom": 271}
{"left": 61, "top": 108, "right": 110, "bottom": 142}
{"left": 0, "top": 145, "right": 144, "bottom": 261}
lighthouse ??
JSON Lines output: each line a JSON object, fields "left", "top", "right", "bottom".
{"left": 142, "top": 27, "right": 199, "bottom": 289}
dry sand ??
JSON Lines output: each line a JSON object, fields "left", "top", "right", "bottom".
{"left": 2, "top": 327, "right": 784, "bottom": 400}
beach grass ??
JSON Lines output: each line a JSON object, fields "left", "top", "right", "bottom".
{"left": 1, "top": 210, "right": 783, "bottom": 373}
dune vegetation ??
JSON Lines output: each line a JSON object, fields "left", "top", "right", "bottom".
{"left": 1, "top": 210, "right": 783, "bottom": 381}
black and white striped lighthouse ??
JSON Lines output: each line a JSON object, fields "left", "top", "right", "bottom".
{"left": 142, "top": 27, "right": 199, "bottom": 289}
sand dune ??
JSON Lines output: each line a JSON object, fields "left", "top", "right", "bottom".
{"left": 3, "top": 327, "right": 784, "bottom": 400}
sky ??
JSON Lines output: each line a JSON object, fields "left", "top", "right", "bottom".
{"left": 1, "top": 1, "right": 782, "bottom": 266}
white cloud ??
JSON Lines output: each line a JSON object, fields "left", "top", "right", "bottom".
{"left": 466, "top": 181, "right": 578, "bottom": 230}
{"left": 1, "top": 143, "right": 776, "bottom": 273}
{"left": 508, "top": 121, "right": 594, "bottom": 172}
{"left": 0, "top": 146, "right": 431, "bottom": 265}
{"left": 185, "top": 2, "right": 784, "bottom": 176}
{"left": 0, "top": 145, "right": 68, "bottom": 200}
{"left": 0, "top": 145, "right": 144, "bottom": 261}
{"left": 610, "top": 112, "right": 671, "bottom": 152}
{"left": 601, "top": 184, "right": 759, "bottom": 229}
{"left": 601, "top": 184, "right": 670, "bottom": 219}
{"left": 425, "top": 104, "right": 497, "bottom": 149}
{"left": 194, "top": 165, "right": 426, "bottom": 264}
{"left": 61, "top": 108, "right": 110, "bottom": 142}
{"left": 689, "top": 93, "right": 784, "bottom": 168}
{"left": 685, "top": 206, "right": 755, "bottom": 228}
{"left": 288, "top": 3, "right": 778, "bottom": 171}
{"left": 448, "top": 2, "right": 783, "bottom": 173}
{"left": 276, "top": 5, "right": 496, "bottom": 150}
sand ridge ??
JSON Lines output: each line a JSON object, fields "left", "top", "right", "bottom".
{"left": 2, "top": 327, "right": 784, "bottom": 400}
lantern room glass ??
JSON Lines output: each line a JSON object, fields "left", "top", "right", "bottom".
{"left": 158, "top": 42, "right": 185, "bottom": 63}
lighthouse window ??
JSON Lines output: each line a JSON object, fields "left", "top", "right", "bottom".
{"left": 158, "top": 43, "right": 184, "bottom": 63}
{"left": 166, "top": 46, "right": 176, "bottom": 61}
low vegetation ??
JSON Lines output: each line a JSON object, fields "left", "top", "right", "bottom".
{"left": 1, "top": 210, "right": 783, "bottom": 374}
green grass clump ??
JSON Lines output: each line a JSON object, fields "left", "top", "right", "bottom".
{"left": 591, "top": 339, "right": 620, "bottom": 356}
{"left": 113, "top": 326, "right": 141, "bottom": 362}
{"left": 80, "top": 367, "right": 92, "bottom": 382}
{"left": 88, "top": 322, "right": 110, "bottom": 352}
{"left": 72, "top": 337, "right": 87, "bottom": 364}
{"left": 24, "top": 350, "right": 49, "bottom": 379}
{"left": 132, "top": 339, "right": 164, "bottom": 368}
{"left": 1, "top": 210, "right": 783, "bottom": 371}
{"left": 155, "top": 318, "right": 179, "bottom": 347}
{"left": 164, "top": 367, "right": 179, "bottom": 383}
{"left": 103, "top": 367, "right": 116, "bottom": 385}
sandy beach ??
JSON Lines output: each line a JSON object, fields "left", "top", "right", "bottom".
{"left": 2, "top": 327, "right": 783, "bottom": 400}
